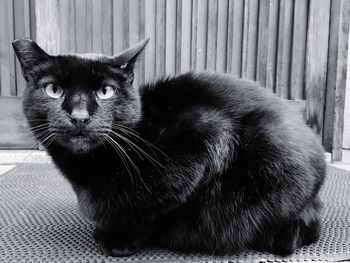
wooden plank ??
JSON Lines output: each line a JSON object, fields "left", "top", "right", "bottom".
{"left": 68, "top": 0, "right": 76, "bottom": 52}
{"left": 92, "top": 0, "right": 102, "bottom": 53}
{"left": 123, "top": 0, "right": 129, "bottom": 49}
{"left": 0, "top": 0, "right": 16, "bottom": 96}
{"left": 196, "top": 0, "right": 208, "bottom": 71}
{"left": 265, "top": 0, "right": 279, "bottom": 92}
{"left": 206, "top": 0, "right": 218, "bottom": 71}
{"left": 14, "top": 0, "right": 31, "bottom": 96}
{"left": 165, "top": 0, "right": 177, "bottom": 75}
{"left": 216, "top": 0, "right": 229, "bottom": 72}
{"left": 332, "top": 0, "right": 350, "bottom": 161}
{"left": 75, "top": 0, "right": 87, "bottom": 53}
{"left": 243, "top": 0, "right": 259, "bottom": 80}
{"left": 58, "top": 0, "right": 70, "bottom": 54}
{"left": 36, "top": 0, "right": 60, "bottom": 54}
{"left": 0, "top": 97, "right": 37, "bottom": 149}
{"left": 102, "top": 0, "right": 113, "bottom": 55}
{"left": 113, "top": 0, "right": 124, "bottom": 53}
{"left": 86, "top": 0, "right": 93, "bottom": 52}
{"left": 144, "top": 0, "right": 156, "bottom": 81}
{"left": 305, "top": 0, "right": 331, "bottom": 136}
{"left": 129, "top": 0, "right": 140, "bottom": 87}
{"left": 191, "top": 0, "right": 198, "bottom": 71}
{"left": 323, "top": 0, "right": 341, "bottom": 152}
{"left": 175, "top": 0, "right": 182, "bottom": 74}
{"left": 275, "top": 0, "right": 293, "bottom": 99}
{"left": 290, "top": 0, "right": 308, "bottom": 100}
{"left": 29, "top": 0, "right": 36, "bottom": 40}
{"left": 226, "top": 0, "right": 234, "bottom": 73}
{"left": 256, "top": 0, "right": 269, "bottom": 87}
{"left": 181, "top": 0, "right": 192, "bottom": 72}
{"left": 155, "top": 0, "right": 166, "bottom": 77}
{"left": 139, "top": 0, "right": 146, "bottom": 84}
{"left": 230, "top": 0, "right": 244, "bottom": 77}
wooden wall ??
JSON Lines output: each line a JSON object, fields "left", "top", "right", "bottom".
{"left": 0, "top": 0, "right": 349, "bottom": 161}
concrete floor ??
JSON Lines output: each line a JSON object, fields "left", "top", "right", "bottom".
{"left": 0, "top": 149, "right": 349, "bottom": 176}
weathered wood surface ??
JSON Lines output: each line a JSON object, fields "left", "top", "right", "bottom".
{"left": 0, "top": 97, "right": 37, "bottom": 149}
{"left": 331, "top": 0, "right": 350, "bottom": 161}
{"left": 305, "top": 0, "right": 331, "bottom": 137}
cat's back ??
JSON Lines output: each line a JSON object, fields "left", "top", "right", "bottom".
{"left": 140, "top": 72, "right": 289, "bottom": 120}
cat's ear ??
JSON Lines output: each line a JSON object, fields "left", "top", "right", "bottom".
{"left": 12, "top": 38, "right": 50, "bottom": 80}
{"left": 112, "top": 38, "right": 149, "bottom": 79}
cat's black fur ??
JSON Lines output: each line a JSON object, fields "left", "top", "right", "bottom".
{"left": 13, "top": 38, "right": 326, "bottom": 257}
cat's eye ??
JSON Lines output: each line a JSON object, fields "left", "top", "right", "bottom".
{"left": 96, "top": 85, "right": 115, "bottom": 99}
{"left": 44, "top": 83, "right": 63, "bottom": 98}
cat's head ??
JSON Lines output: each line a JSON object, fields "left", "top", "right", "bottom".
{"left": 13, "top": 38, "right": 149, "bottom": 154}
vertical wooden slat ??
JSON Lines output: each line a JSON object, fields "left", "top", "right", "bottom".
{"left": 75, "top": 0, "right": 87, "bottom": 53}
{"left": 332, "top": 0, "right": 350, "bottom": 161}
{"left": 226, "top": 0, "right": 234, "bottom": 73}
{"left": 68, "top": 0, "right": 76, "bottom": 52}
{"left": 145, "top": 0, "right": 156, "bottom": 81}
{"left": 230, "top": 0, "right": 244, "bottom": 77}
{"left": 29, "top": 0, "right": 36, "bottom": 40}
{"left": 36, "top": 0, "right": 60, "bottom": 54}
{"left": 181, "top": 0, "right": 192, "bottom": 72}
{"left": 0, "top": 0, "right": 16, "bottom": 96}
{"left": 175, "top": 0, "right": 182, "bottom": 74}
{"left": 92, "top": 0, "right": 102, "bottom": 53}
{"left": 275, "top": 0, "right": 293, "bottom": 99}
{"left": 85, "top": 0, "right": 93, "bottom": 52}
{"left": 290, "top": 0, "right": 308, "bottom": 100}
{"left": 14, "top": 0, "right": 31, "bottom": 96}
{"left": 305, "top": 0, "right": 331, "bottom": 136}
{"left": 102, "top": 0, "right": 113, "bottom": 55}
{"left": 129, "top": 0, "right": 140, "bottom": 87}
{"left": 206, "top": 0, "right": 218, "bottom": 71}
{"left": 242, "top": 0, "right": 258, "bottom": 80}
{"left": 59, "top": 0, "right": 70, "bottom": 54}
{"left": 323, "top": 0, "right": 341, "bottom": 152}
{"left": 155, "top": 0, "right": 166, "bottom": 77}
{"left": 256, "top": 0, "right": 269, "bottom": 87}
{"left": 166, "top": 0, "right": 177, "bottom": 75}
{"left": 123, "top": 0, "right": 130, "bottom": 49}
{"left": 196, "top": 0, "right": 208, "bottom": 71}
{"left": 139, "top": 0, "right": 146, "bottom": 84}
{"left": 113, "top": 0, "right": 124, "bottom": 54}
{"left": 216, "top": 0, "right": 229, "bottom": 72}
{"left": 191, "top": 0, "right": 198, "bottom": 71}
{"left": 265, "top": 0, "right": 279, "bottom": 92}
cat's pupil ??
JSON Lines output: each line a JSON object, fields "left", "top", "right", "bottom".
{"left": 52, "top": 84, "right": 57, "bottom": 93}
{"left": 102, "top": 87, "right": 107, "bottom": 95}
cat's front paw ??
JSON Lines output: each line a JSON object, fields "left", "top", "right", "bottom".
{"left": 93, "top": 227, "right": 149, "bottom": 257}
{"left": 97, "top": 242, "right": 139, "bottom": 257}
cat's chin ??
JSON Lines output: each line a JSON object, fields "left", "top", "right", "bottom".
{"left": 59, "top": 136, "right": 100, "bottom": 154}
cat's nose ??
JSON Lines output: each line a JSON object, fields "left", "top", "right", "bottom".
{"left": 69, "top": 108, "right": 91, "bottom": 125}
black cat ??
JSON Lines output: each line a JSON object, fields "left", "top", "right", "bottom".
{"left": 13, "top": 38, "right": 326, "bottom": 257}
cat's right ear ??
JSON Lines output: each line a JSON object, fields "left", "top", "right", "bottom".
{"left": 12, "top": 38, "right": 50, "bottom": 80}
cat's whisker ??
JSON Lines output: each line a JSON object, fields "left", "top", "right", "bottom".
{"left": 111, "top": 124, "right": 171, "bottom": 160}
{"left": 103, "top": 135, "right": 136, "bottom": 186}
{"left": 109, "top": 129, "right": 165, "bottom": 172}
{"left": 106, "top": 134, "right": 152, "bottom": 194}
{"left": 107, "top": 131, "right": 153, "bottom": 194}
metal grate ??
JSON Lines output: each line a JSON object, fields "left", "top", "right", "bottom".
{"left": 0, "top": 164, "right": 349, "bottom": 263}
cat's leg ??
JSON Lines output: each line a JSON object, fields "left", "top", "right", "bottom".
{"left": 93, "top": 224, "right": 155, "bottom": 257}
{"left": 252, "top": 197, "right": 321, "bottom": 256}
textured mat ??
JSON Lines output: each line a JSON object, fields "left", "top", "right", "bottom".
{"left": 0, "top": 164, "right": 349, "bottom": 263}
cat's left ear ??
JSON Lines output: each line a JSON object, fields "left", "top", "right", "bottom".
{"left": 112, "top": 38, "right": 149, "bottom": 80}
